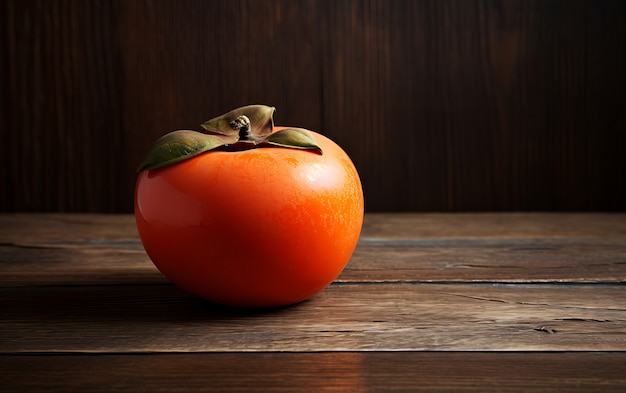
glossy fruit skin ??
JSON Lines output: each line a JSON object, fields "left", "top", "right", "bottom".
{"left": 135, "top": 128, "right": 363, "bottom": 307}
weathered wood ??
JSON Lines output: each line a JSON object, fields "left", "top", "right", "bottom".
{"left": 0, "top": 214, "right": 140, "bottom": 244}
{"left": 3, "top": 237, "right": 626, "bottom": 286}
{"left": 345, "top": 238, "right": 626, "bottom": 283}
{"left": 3, "top": 213, "right": 625, "bottom": 244}
{"left": 3, "top": 352, "right": 626, "bottom": 393}
{"left": 2, "top": 213, "right": 626, "bottom": 391}
{"left": 1, "top": 283, "right": 624, "bottom": 353}
{"left": 2, "top": 214, "right": 625, "bottom": 286}
{"left": 361, "top": 212, "right": 626, "bottom": 239}
{"left": 0, "top": 244, "right": 164, "bottom": 286}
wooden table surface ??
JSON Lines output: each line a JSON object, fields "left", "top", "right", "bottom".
{"left": 1, "top": 213, "right": 626, "bottom": 392}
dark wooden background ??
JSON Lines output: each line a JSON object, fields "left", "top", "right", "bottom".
{"left": 1, "top": 0, "right": 624, "bottom": 213}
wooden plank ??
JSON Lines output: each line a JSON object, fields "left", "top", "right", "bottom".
{"left": 3, "top": 236, "right": 626, "bottom": 286}
{"left": 356, "top": 213, "right": 626, "bottom": 282}
{"left": 0, "top": 214, "right": 139, "bottom": 244}
{"left": 360, "top": 212, "right": 626, "bottom": 239}
{"left": 3, "top": 213, "right": 625, "bottom": 245}
{"left": 1, "top": 283, "right": 625, "bottom": 353}
{"left": 344, "top": 237, "right": 626, "bottom": 283}
{"left": 2, "top": 214, "right": 626, "bottom": 286}
{"left": 0, "top": 244, "right": 165, "bottom": 286}
{"left": 2, "top": 352, "right": 626, "bottom": 393}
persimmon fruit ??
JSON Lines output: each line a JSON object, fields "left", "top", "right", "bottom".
{"left": 134, "top": 105, "right": 364, "bottom": 307}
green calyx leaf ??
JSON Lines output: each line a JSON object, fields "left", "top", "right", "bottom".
{"left": 137, "top": 105, "right": 323, "bottom": 172}
{"left": 264, "top": 128, "right": 323, "bottom": 154}
{"left": 137, "top": 130, "right": 237, "bottom": 171}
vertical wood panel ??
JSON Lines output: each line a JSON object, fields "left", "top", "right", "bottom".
{"left": 1, "top": 0, "right": 624, "bottom": 212}
{"left": 1, "top": 0, "right": 125, "bottom": 212}
{"left": 586, "top": 0, "right": 626, "bottom": 210}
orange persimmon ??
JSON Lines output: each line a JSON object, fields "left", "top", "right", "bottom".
{"left": 135, "top": 105, "right": 363, "bottom": 307}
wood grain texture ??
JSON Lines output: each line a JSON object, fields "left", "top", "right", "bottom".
{"left": 3, "top": 236, "right": 626, "bottom": 286}
{"left": 3, "top": 212, "right": 625, "bottom": 244}
{"left": 2, "top": 283, "right": 625, "bottom": 352}
{"left": 3, "top": 353, "right": 626, "bottom": 393}
{"left": 1, "top": 0, "right": 625, "bottom": 212}
{"left": 2, "top": 213, "right": 626, "bottom": 286}
{"left": 1, "top": 213, "right": 626, "bottom": 391}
